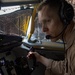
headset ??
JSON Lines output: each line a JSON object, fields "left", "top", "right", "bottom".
{"left": 46, "top": 0, "right": 74, "bottom": 39}
{"left": 59, "top": 0, "right": 74, "bottom": 26}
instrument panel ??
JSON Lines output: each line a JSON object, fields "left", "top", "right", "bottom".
{"left": 0, "top": 34, "right": 22, "bottom": 52}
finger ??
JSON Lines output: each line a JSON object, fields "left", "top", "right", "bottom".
{"left": 27, "top": 51, "right": 33, "bottom": 58}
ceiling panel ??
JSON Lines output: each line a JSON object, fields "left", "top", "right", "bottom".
{"left": 1, "top": 0, "right": 38, "bottom": 2}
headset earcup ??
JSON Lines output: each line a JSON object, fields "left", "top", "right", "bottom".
{"left": 59, "top": 1, "right": 74, "bottom": 25}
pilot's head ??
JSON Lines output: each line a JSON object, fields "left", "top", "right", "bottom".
{"left": 37, "top": 0, "right": 74, "bottom": 42}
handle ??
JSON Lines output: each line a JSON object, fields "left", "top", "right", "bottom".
{"left": 30, "top": 47, "right": 36, "bottom": 71}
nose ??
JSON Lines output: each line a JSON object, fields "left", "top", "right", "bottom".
{"left": 42, "top": 25, "right": 49, "bottom": 32}
{"left": 42, "top": 26, "right": 48, "bottom": 32}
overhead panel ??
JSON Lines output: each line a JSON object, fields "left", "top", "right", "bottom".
{"left": 1, "top": 0, "right": 41, "bottom": 6}
{"left": 1, "top": 0, "right": 38, "bottom": 2}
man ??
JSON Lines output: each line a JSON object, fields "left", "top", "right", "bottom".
{"left": 27, "top": 0, "right": 75, "bottom": 75}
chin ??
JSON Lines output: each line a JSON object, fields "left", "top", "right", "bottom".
{"left": 51, "top": 38, "right": 58, "bottom": 42}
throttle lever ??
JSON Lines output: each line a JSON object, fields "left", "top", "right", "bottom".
{"left": 29, "top": 47, "right": 36, "bottom": 71}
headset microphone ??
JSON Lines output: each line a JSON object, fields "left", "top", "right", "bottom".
{"left": 46, "top": 30, "right": 64, "bottom": 39}
{"left": 46, "top": 34, "right": 62, "bottom": 39}
{"left": 46, "top": 35, "right": 51, "bottom": 39}
{"left": 45, "top": 25, "right": 68, "bottom": 39}
{"left": 46, "top": 33, "right": 63, "bottom": 39}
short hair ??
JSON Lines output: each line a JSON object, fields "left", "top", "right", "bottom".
{"left": 37, "top": 0, "right": 74, "bottom": 25}
{"left": 37, "top": 0, "right": 65, "bottom": 12}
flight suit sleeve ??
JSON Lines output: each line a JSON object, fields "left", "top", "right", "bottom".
{"left": 70, "top": 42, "right": 75, "bottom": 75}
{"left": 45, "top": 59, "right": 65, "bottom": 75}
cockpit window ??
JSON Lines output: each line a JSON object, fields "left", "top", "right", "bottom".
{"left": 0, "top": 6, "right": 20, "bottom": 15}
{"left": 0, "top": 7, "right": 32, "bottom": 36}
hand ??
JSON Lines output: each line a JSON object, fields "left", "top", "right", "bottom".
{"left": 27, "top": 51, "right": 50, "bottom": 67}
{"left": 27, "top": 51, "right": 41, "bottom": 62}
